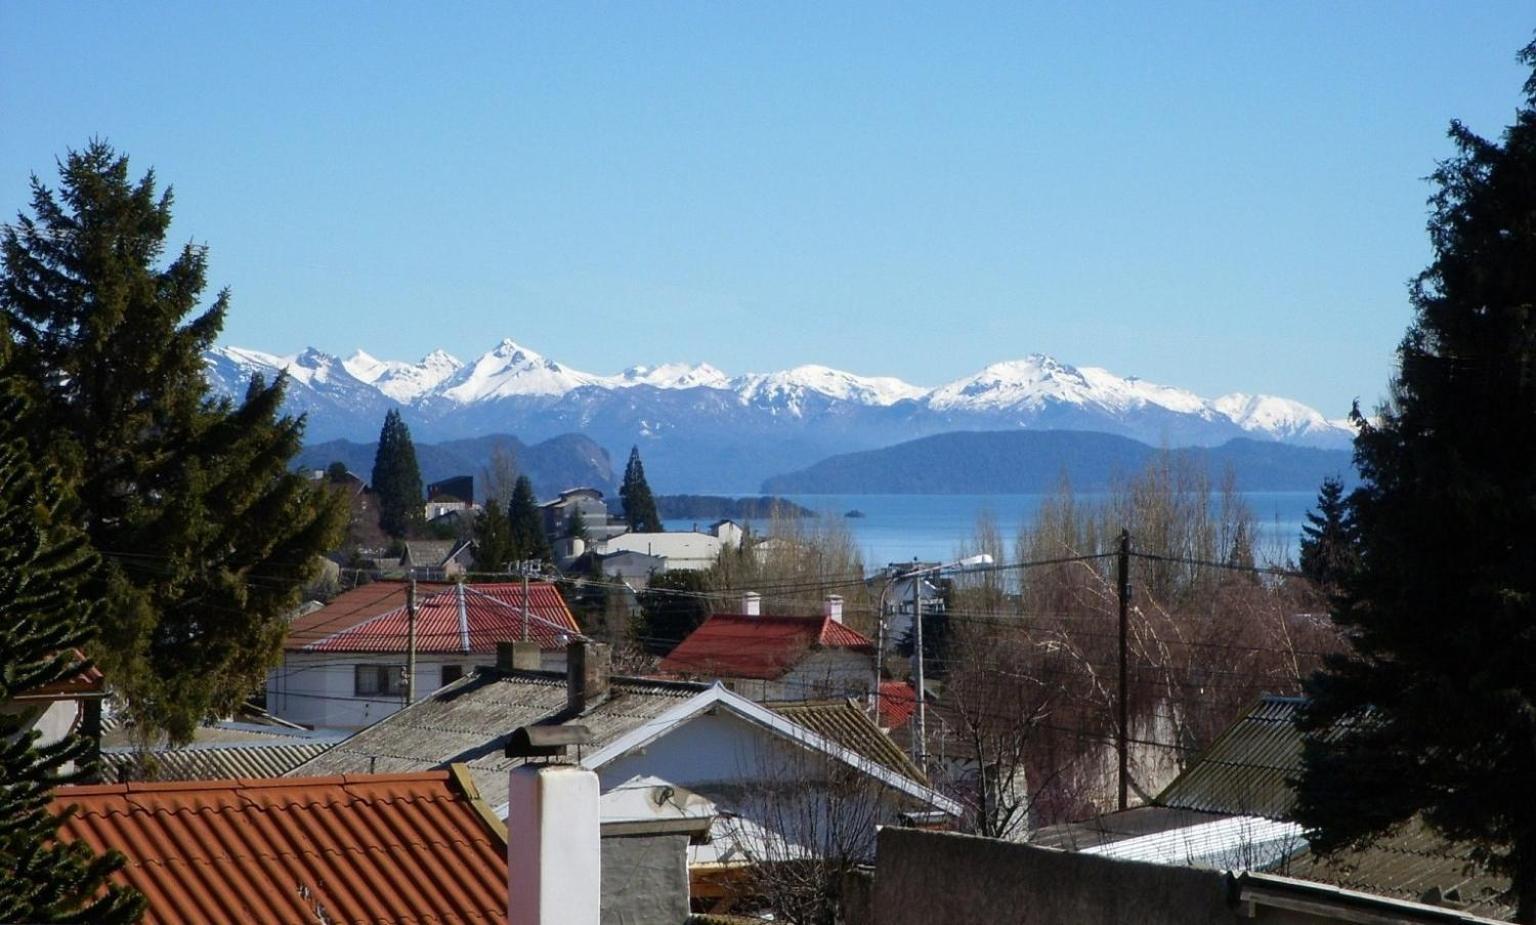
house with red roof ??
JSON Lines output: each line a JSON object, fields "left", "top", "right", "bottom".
{"left": 659, "top": 592, "right": 876, "bottom": 701}
{"left": 267, "top": 580, "right": 581, "bottom": 729}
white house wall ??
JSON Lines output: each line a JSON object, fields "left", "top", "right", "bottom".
{"left": 725, "top": 648, "right": 874, "bottom": 702}
{"left": 266, "top": 650, "right": 567, "bottom": 729}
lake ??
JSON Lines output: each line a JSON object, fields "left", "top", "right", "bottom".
{"left": 664, "top": 492, "right": 1317, "bottom": 568}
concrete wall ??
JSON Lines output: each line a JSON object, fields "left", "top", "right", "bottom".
{"left": 600, "top": 834, "right": 690, "bottom": 925}
{"left": 867, "top": 829, "right": 1483, "bottom": 925}
{"left": 873, "top": 828, "right": 1236, "bottom": 925}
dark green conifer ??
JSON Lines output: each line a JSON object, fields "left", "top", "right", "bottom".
{"left": 619, "top": 446, "right": 663, "bottom": 533}
{"left": 507, "top": 476, "right": 550, "bottom": 563}
{"left": 0, "top": 385, "right": 144, "bottom": 924}
{"left": 471, "top": 497, "right": 512, "bottom": 573}
{"left": 0, "top": 142, "right": 345, "bottom": 742}
{"left": 371, "top": 409, "right": 424, "bottom": 538}
{"left": 1295, "top": 41, "right": 1536, "bottom": 922}
{"left": 1297, "top": 475, "right": 1356, "bottom": 593}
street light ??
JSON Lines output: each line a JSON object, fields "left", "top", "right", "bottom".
{"left": 873, "top": 553, "right": 995, "bottom": 768}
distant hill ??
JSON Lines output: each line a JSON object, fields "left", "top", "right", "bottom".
{"left": 296, "top": 433, "right": 616, "bottom": 501}
{"left": 760, "top": 430, "right": 1356, "bottom": 494}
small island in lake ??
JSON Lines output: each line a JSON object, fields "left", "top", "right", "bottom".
{"left": 844, "top": 509, "right": 867, "bottom": 519}
{"left": 656, "top": 494, "right": 816, "bottom": 521}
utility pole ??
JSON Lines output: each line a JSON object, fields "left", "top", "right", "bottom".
{"left": 912, "top": 560, "right": 926, "bottom": 769}
{"left": 1116, "top": 529, "right": 1130, "bottom": 811}
{"left": 521, "top": 561, "right": 531, "bottom": 642}
{"left": 405, "top": 573, "right": 418, "bottom": 705}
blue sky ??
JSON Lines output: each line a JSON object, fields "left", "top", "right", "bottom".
{"left": 2, "top": 3, "right": 1531, "bottom": 414}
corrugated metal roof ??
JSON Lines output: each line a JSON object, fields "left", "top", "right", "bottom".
{"left": 1281, "top": 818, "right": 1514, "bottom": 920}
{"left": 100, "top": 742, "right": 337, "bottom": 782}
{"left": 1156, "top": 694, "right": 1305, "bottom": 819}
{"left": 290, "top": 669, "right": 706, "bottom": 810}
{"left": 52, "top": 771, "right": 507, "bottom": 925}
{"left": 1151, "top": 695, "right": 1515, "bottom": 920}
{"left": 766, "top": 698, "right": 925, "bottom": 782}
{"left": 1081, "top": 813, "right": 1305, "bottom": 870}
{"left": 659, "top": 614, "right": 874, "bottom": 680}
{"left": 292, "top": 581, "right": 580, "bottom": 654}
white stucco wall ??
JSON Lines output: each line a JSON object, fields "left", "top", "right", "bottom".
{"left": 266, "top": 648, "right": 566, "bottom": 729}
{"left": 2, "top": 698, "right": 84, "bottom": 774}
{"left": 724, "top": 648, "right": 874, "bottom": 702}
{"left": 596, "top": 532, "right": 722, "bottom": 571}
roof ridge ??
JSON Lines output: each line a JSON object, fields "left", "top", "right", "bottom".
{"left": 58, "top": 770, "right": 454, "bottom": 798}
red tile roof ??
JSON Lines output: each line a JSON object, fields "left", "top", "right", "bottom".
{"left": 287, "top": 581, "right": 580, "bottom": 654}
{"left": 878, "top": 680, "right": 918, "bottom": 729}
{"left": 659, "top": 614, "right": 874, "bottom": 680}
{"left": 52, "top": 769, "right": 507, "bottom": 925}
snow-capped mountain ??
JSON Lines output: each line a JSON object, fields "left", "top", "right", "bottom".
{"left": 343, "top": 349, "right": 462, "bottom": 403}
{"left": 204, "top": 339, "right": 1353, "bottom": 491}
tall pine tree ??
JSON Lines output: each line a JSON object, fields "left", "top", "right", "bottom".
{"left": 506, "top": 476, "right": 550, "bottom": 563}
{"left": 0, "top": 142, "right": 345, "bottom": 742}
{"left": 471, "top": 499, "right": 512, "bottom": 573}
{"left": 1295, "top": 40, "right": 1536, "bottom": 921}
{"left": 1297, "top": 475, "right": 1356, "bottom": 593}
{"left": 371, "top": 409, "right": 423, "bottom": 539}
{"left": 0, "top": 384, "right": 143, "bottom": 924}
{"left": 619, "top": 446, "right": 662, "bottom": 533}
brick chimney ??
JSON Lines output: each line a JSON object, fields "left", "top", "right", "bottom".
{"left": 566, "top": 639, "right": 611, "bottom": 714}
{"left": 740, "top": 591, "right": 761, "bottom": 617}
{"left": 497, "top": 640, "right": 543, "bottom": 672}
{"left": 823, "top": 594, "right": 844, "bottom": 624}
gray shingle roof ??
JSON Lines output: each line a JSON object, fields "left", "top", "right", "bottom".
{"left": 288, "top": 669, "right": 707, "bottom": 808}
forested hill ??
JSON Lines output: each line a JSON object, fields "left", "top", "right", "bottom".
{"left": 296, "top": 433, "right": 616, "bottom": 499}
{"left": 760, "top": 430, "right": 1355, "bottom": 494}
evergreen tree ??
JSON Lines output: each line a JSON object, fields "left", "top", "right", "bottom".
{"left": 1295, "top": 42, "right": 1536, "bottom": 922}
{"left": 0, "top": 386, "right": 144, "bottom": 924}
{"left": 0, "top": 142, "right": 345, "bottom": 742}
{"left": 371, "top": 409, "right": 423, "bottom": 538}
{"left": 1297, "top": 475, "right": 1356, "bottom": 592}
{"left": 636, "top": 570, "right": 711, "bottom": 655}
{"left": 619, "top": 446, "right": 662, "bottom": 533}
{"left": 471, "top": 499, "right": 512, "bottom": 573}
{"left": 507, "top": 476, "right": 550, "bottom": 563}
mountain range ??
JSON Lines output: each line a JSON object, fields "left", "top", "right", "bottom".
{"left": 205, "top": 338, "right": 1354, "bottom": 493}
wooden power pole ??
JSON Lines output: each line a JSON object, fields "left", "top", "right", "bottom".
{"left": 1116, "top": 529, "right": 1130, "bottom": 811}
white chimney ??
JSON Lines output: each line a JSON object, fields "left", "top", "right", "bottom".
{"left": 823, "top": 594, "right": 844, "bottom": 624}
{"left": 507, "top": 764, "right": 600, "bottom": 925}
{"left": 740, "top": 591, "right": 761, "bottom": 617}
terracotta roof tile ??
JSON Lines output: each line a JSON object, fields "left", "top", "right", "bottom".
{"left": 287, "top": 581, "right": 580, "bottom": 654}
{"left": 659, "top": 614, "right": 874, "bottom": 680}
{"left": 877, "top": 680, "right": 918, "bottom": 729}
{"left": 52, "top": 770, "right": 507, "bottom": 925}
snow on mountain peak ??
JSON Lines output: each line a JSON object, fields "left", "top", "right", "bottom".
{"left": 437, "top": 339, "right": 603, "bottom": 404}
{"left": 1213, "top": 392, "right": 1345, "bottom": 440}
{"left": 733, "top": 364, "right": 926, "bottom": 411}
{"left": 618, "top": 362, "right": 731, "bottom": 390}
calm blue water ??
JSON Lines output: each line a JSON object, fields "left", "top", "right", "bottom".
{"left": 664, "top": 492, "right": 1315, "bottom": 568}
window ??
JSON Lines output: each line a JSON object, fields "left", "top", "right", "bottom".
{"left": 441, "top": 664, "right": 464, "bottom": 688}
{"left": 354, "top": 664, "right": 404, "bottom": 697}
